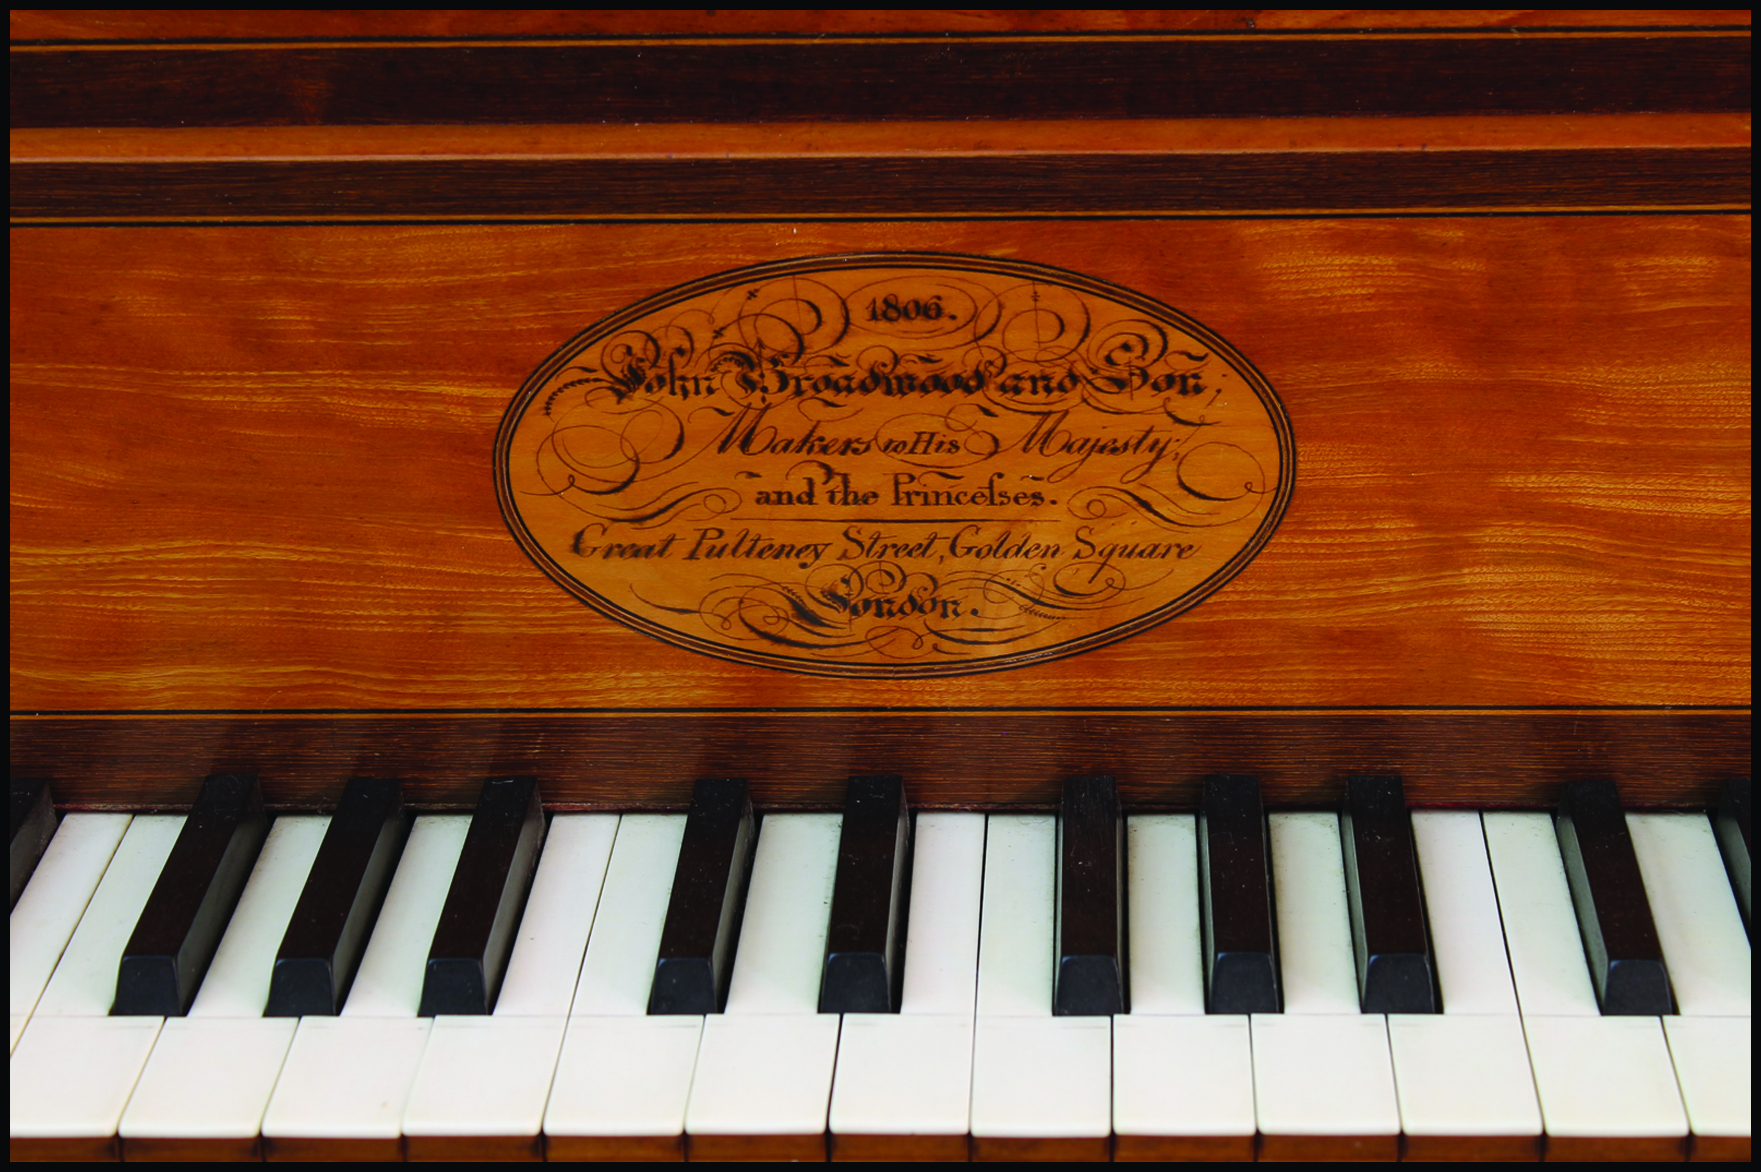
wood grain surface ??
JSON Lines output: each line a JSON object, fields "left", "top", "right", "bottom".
{"left": 12, "top": 149, "right": 1749, "bottom": 223}
{"left": 15, "top": 113, "right": 1750, "bottom": 161}
{"left": 10, "top": 33, "right": 1750, "bottom": 130}
{"left": 119, "top": 1135, "right": 263, "bottom": 1161}
{"left": 971, "top": 1134, "right": 1111, "bottom": 1160}
{"left": 1401, "top": 1134, "right": 1544, "bottom": 1161}
{"left": 7, "top": 1135, "right": 120, "bottom": 1161}
{"left": 402, "top": 1133, "right": 544, "bottom": 1161}
{"left": 1543, "top": 1134, "right": 1690, "bottom": 1161}
{"left": 16, "top": 115, "right": 1749, "bottom": 223}
{"left": 1114, "top": 1133, "right": 1257, "bottom": 1160}
{"left": 261, "top": 1135, "right": 405, "bottom": 1161}
{"left": 685, "top": 1132, "right": 828, "bottom": 1161}
{"left": 12, "top": 219, "right": 1748, "bottom": 712}
{"left": 12, "top": 11, "right": 1754, "bottom": 41}
{"left": 6, "top": 710, "right": 1746, "bottom": 811}
{"left": 1258, "top": 1133, "right": 1401, "bottom": 1160}
{"left": 1690, "top": 1135, "right": 1752, "bottom": 1161}
{"left": 543, "top": 1133, "right": 685, "bottom": 1161}
{"left": 828, "top": 1132, "right": 973, "bottom": 1161}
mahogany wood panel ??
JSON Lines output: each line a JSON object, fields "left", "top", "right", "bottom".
{"left": 686, "top": 1132, "right": 828, "bottom": 1161}
{"left": 7, "top": 711, "right": 1746, "bottom": 811}
{"left": 13, "top": 113, "right": 1749, "bottom": 160}
{"left": 262, "top": 1135, "right": 405, "bottom": 1161}
{"left": 828, "top": 1132, "right": 973, "bottom": 1161}
{"left": 1690, "top": 1135, "right": 1752, "bottom": 1161}
{"left": 1114, "top": 1133, "right": 1256, "bottom": 1160}
{"left": 12, "top": 149, "right": 1749, "bottom": 222}
{"left": 118, "top": 1135, "right": 262, "bottom": 1161}
{"left": 1402, "top": 1134, "right": 1545, "bottom": 1160}
{"left": 10, "top": 218, "right": 1749, "bottom": 719}
{"left": 403, "top": 1133, "right": 544, "bottom": 1161}
{"left": 971, "top": 1135, "right": 1110, "bottom": 1160}
{"left": 7, "top": 1135, "right": 119, "bottom": 1161}
{"left": 544, "top": 1133, "right": 685, "bottom": 1161}
{"left": 10, "top": 34, "right": 1750, "bottom": 130}
{"left": 1544, "top": 1134, "right": 1689, "bottom": 1160}
{"left": 1259, "top": 1132, "right": 1401, "bottom": 1160}
{"left": 12, "top": 11, "right": 1754, "bottom": 41}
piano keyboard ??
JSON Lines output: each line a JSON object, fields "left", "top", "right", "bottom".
{"left": 9, "top": 774, "right": 1750, "bottom": 1161}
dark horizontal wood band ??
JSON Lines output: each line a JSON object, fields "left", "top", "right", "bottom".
{"left": 262, "top": 1135, "right": 405, "bottom": 1162}
{"left": 403, "top": 1133, "right": 544, "bottom": 1161}
{"left": 120, "top": 1135, "right": 263, "bottom": 1162}
{"left": 11, "top": 709, "right": 1747, "bottom": 811}
{"left": 1259, "top": 1132, "right": 1401, "bottom": 1160}
{"left": 10, "top": 148, "right": 1749, "bottom": 222}
{"left": 8, "top": 1135, "right": 120, "bottom": 1161}
{"left": 10, "top": 35, "right": 1750, "bottom": 129}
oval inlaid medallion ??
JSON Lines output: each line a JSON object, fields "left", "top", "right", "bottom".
{"left": 496, "top": 253, "right": 1293, "bottom": 677}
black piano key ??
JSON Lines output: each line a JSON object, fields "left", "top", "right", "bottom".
{"left": 112, "top": 773, "right": 269, "bottom": 1016}
{"left": 267, "top": 778, "right": 410, "bottom": 1016}
{"left": 1713, "top": 776, "right": 1749, "bottom": 932}
{"left": 648, "top": 777, "right": 755, "bottom": 1015}
{"left": 819, "top": 774, "right": 912, "bottom": 1014}
{"left": 11, "top": 776, "right": 57, "bottom": 909}
{"left": 1055, "top": 774, "right": 1126, "bottom": 1016}
{"left": 1340, "top": 774, "right": 1439, "bottom": 1014}
{"left": 1555, "top": 779, "right": 1674, "bottom": 1015}
{"left": 1199, "top": 774, "right": 1281, "bottom": 1014}
{"left": 417, "top": 776, "right": 545, "bottom": 1016}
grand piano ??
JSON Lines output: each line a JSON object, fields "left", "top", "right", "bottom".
{"left": 9, "top": 9, "right": 1751, "bottom": 1162}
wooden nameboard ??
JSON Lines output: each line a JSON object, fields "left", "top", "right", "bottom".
{"left": 9, "top": 11, "right": 1751, "bottom": 811}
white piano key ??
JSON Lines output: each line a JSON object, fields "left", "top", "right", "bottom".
{"left": 723, "top": 813, "right": 841, "bottom": 1014}
{"left": 1113, "top": 1014, "right": 1254, "bottom": 1137}
{"left": 496, "top": 814, "right": 617, "bottom": 1016}
{"left": 1523, "top": 1016, "right": 1688, "bottom": 1138}
{"left": 260, "top": 814, "right": 466, "bottom": 1146}
{"left": 261, "top": 1016, "right": 432, "bottom": 1140}
{"left": 829, "top": 1014, "right": 974, "bottom": 1136}
{"left": 1410, "top": 810, "right": 1517, "bottom": 1014}
{"left": 1387, "top": 1014, "right": 1541, "bottom": 1136}
{"left": 1251, "top": 1014, "right": 1401, "bottom": 1136}
{"left": 112, "top": 816, "right": 326, "bottom": 1143}
{"left": 969, "top": 1017, "right": 1111, "bottom": 1138}
{"left": 1627, "top": 812, "right": 1750, "bottom": 1016}
{"left": 969, "top": 815, "right": 1112, "bottom": 1142}
{"left": 570, "top": 814, "right": 684, "bottom": 1016}
{"left": 8, "top": 1016, "right": 164, "bottom": 1140}
{"left": 119, "top": 1017, "right": 297, "bottom": 1140}
{"left": 975, "top": 814, "right": 1055, "bottom": 1016}
{"left": 10, "top": 813, "right": 132, "bottom": 1038}
{"left": 1662, "top": 1016, "right": 1751, "bottom": 1140}
{"left": 684, "top": 814, "right": 841, "bottom": 1139}
{"left": 394, "top": 816, "right": 618, "bottom": 1140}
{"left": 1483, "top": 811, "right": 1599, "bottom": 1016}
{"left": 1268, "top": 811, "right": 1358, "bottom": 1013}
{"left": 898, "top": 812, "right": 984, "bottom": 1015}
{"left": 33, "top": 814, "right": 182, "bottom": 1016}
{"left": 540, "top": 816, "right": 695, "bottom": 1147}
{"left": 342, "top": 814, "right": 468, "bottom": 1017}
{"left": 685, "top": 1014, "right": 841, "bottom": 1134}
{"left": 402, "top": 1016, "right": 567, "bottom": 1137}
{"left": 545, "top": 1015, "right": 703, "bottom": 1139}
{"left": 829, "top": 814, "right": 982, "bottom": 1139}
{"left": 1125, "top": 813, "right": 1203, "bottom": 1014}
{"left": 190, "top": 814, "right": 328, "bottom": 1017}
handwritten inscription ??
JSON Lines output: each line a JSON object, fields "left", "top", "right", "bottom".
{"left": 496, "top": 254, "right": 1293, "bottom": 676}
